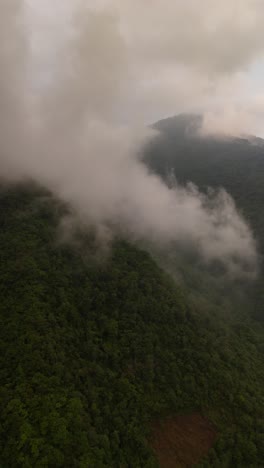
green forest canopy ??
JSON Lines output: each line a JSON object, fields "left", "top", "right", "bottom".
{"left": 0, "top": 182, "right": 263, "bottom": 467}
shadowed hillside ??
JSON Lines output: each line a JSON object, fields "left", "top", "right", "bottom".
{"left": 145, "top": 114, "right": 264, "bottom": 322}
{"left": 147, "top": 114, "right": 264, "bottom": 249}
{"left": 0, "top": 182, "right": 263, "bottom": 467}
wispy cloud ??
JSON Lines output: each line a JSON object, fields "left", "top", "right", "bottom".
{"left": 0, "top": 0, "right": 259, "bottom": 277}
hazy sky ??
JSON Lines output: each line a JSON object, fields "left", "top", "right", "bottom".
{"left": 0, "top": 0, "right": 260, "bottom": 277}
{"left": 27, "top": 0, "right": 264, "bottom": 135}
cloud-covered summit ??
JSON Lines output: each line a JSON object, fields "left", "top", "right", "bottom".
{"left": 0, "top": 0, "right": 259, "bottom": 276}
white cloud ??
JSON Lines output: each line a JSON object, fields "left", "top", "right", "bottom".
{"left": 113, "top": 0, "right": 264, "bottom": 73}
{"left": 0, "top": 0, "right": 259, "bottom": 277}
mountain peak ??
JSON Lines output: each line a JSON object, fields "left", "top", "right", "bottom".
{"left": 153, "top": 113, "right": 203, "bottom": 138}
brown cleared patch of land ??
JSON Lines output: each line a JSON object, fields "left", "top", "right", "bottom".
{"left": 150, "top": 413, "right": 217, "bottom": 468}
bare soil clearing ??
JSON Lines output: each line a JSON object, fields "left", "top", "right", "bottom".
{"left": 150, "top": 413, "right": 217, "bottom": 467}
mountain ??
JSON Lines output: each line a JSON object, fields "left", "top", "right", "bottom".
{"left": 0, "top": 182, "right": 263, "bottom": 467}
{"left": 144, "top": 114, "right": 264, "bottom": 322}
{"left": 147, "top": 114, "right": 264, "bottom": 250}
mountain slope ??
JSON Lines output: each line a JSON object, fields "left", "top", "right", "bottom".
{"left": 0, "top": 183, "right": 263, "bottom": 467}
{"left": 147, "top": 114, "right": 264, "bottom": 249}
{"left": 145, "top": 114, "right": 264, "bottom": 321}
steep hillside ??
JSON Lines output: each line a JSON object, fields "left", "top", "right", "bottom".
{"left": 145, "top": 114, "right": 264, "bottom": 321}
{"left": 147, "top": 114, "right": 264, "bottom": 249}
{"left": 0, "top": 183, "right": 263, "bottom": 467}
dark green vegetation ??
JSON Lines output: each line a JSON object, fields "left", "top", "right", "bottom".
{"left": 148, "top": 115, "right": 264, "bottom": 246}
{"left": 0, "top": 183, "right": 263, "bottom": 467}
{"left": 145, "top": 114, "right": 264, "bottom": 322}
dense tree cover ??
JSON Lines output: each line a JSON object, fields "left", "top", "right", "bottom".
{"left": 145, "top": 114, "right": 264, "bottom": 321}
{"left": 0, "top": 183, "right": 263, "bottom": 467}
{"left": 148, "top": 114, "right": 264, "bottom": 246}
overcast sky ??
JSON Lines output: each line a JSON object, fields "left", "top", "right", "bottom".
{"left": 0, "top": 0, "right": 260, "bottom": 277}
{"left": 27, "top": 0, "right": 264, "bottom": 135}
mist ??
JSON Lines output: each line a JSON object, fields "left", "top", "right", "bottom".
{"left": 0, "top": 0, "right": 259, "bottom": 277}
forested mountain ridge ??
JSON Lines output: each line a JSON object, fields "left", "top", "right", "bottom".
{"left": 145, "top": 114, "right": 264, "bottom": 322}
{"left": 146, "top": 114, "right": 264, "bottom": 250}
{"left": 0, "top": 183, "right": 263, "bottom": 467}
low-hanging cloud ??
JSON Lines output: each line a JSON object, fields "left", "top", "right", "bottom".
{"left": 113, "top": 0, "right": 264, "bottom": 74}
{"left": 0, "top": 0, "right": 258, "bottom": 277}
